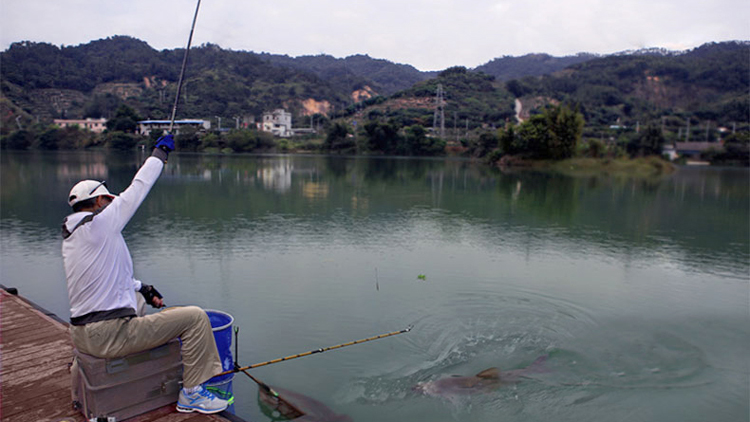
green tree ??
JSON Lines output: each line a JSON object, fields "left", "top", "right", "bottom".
{"left": 37, "top": 127, "right": 61, "bottom": 150}
{"left": 546, "top": 104, "right": 585, "bottom": 159}
{"left": 224, "top": 129, "right": 275, "bottom": 152}
{"left": 627, "top": 125, "right": 665, "bottom": 157}
{"left": 512, "top": 105, "right": 584, "bottom": 159}
{"left": 583, "top": 139, "right": 606, "bottom": 158}
{"left": 1, "top": 130, "right": 33, "bottom": 150}
{"left": 255, "top": 130, "right": 276, "bottom": 150}
{"left": 499, "top": 124, "right": 517, "bottom": 154}
{"left": 106, "top": 105, "right": 142, "bottom": 133}
{"left": 464, "top": 130, "right": 499, "bottom": 158}
{"left": 506, "top": 80, "right": 530, "bottom": 98}
{"left": 225, "top": 129, "right": 256, "bottom": 152}
{"left": 363, "top": 121, "right": 400, "bottom": 154}
{"left": 106, "top": 131, "right": 138, "bottom": 150}
{"left": 702, "top": 131, "right": 749, "bottom": 165}
{"left": 402, "top": 125, "right": 445, "bottom": 156}
{"left": 517, "top": 114, "right": 549, "bottom": 158}
{"left": 56, "top": 126, "right": 93, "bottom": 149}
{"left": 324, "top": 123, "right": 354, "bottom": 152}
{"left": 176, "top": 127, "right": 201, "bottom": 152}
{"left": 200, "top": 132, "right": 222, "bottom": 152}
{"left": 722, "top": 131, "right": 749, "bottom": 164}
{"left": 476, "top": 131, "right": 498, "bottom": 157}
{"left": 398, "top": 125, "right": 420, "bottom": 155}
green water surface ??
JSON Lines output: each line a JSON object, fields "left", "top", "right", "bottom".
{"left": 1, "top": 150, "right": 747, "bottom": 422}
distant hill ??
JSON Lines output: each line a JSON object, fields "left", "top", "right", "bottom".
{"left": 335, "top": 66, "right": 515, "bottom": 134}
{"left": 0, "top": 36, "right": 747, "bottom": 139}
{"left": 0, "top": 36, "right": 437, "bottom": 126}
{"left": 340, "top": 41, "right": 748, "bottom": 140}
{"left": 475, "top": 53, "right": 597, "bottom": 81}
{"left": 506, "top": 41, "right": 749, "bottom": 131}
{"left": 0, "top": 36, "right": 356, "bottom": 122}
{"left": 258, "top": 53, "right": 431, "bottom": 96}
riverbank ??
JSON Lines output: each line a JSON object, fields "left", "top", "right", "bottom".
{"left": 498, "top": 156, "right": 677, "bottom": 178}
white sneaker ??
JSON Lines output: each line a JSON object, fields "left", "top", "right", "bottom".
{"left": 176, "top": 386, "right": 229, "bottom": 414}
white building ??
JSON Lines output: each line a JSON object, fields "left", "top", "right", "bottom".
{"left": 138, "top": 120, "right": 211, "bottom": 136}
{"left": 53, "top": 118, "right": 107, "bottom": 133}
{"left": 261, "top": 109, "right": 292, "bottom": 137}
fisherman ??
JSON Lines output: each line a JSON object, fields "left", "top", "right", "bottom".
{"left": 62, "top": 135, "right": 228, "bottom": 414}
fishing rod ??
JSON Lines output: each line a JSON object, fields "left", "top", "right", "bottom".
{"left": 229, "top": 326, "right": 306, "bottom": 418}
{"left": 238, "top": 368, "right": 306, "bottom": 418}
{"left": 218, "top": 325, "right": 413, "bottom": 376}
{"left": 168, "top": 0, "right": 202, "bottom": 133}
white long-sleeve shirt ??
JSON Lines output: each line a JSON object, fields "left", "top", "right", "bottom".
{"left": 62, "top": 156, "right": 164, "bottom": 319}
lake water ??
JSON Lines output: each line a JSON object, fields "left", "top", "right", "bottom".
{"left": 1, "top": 150, "right": 748, "bottom": 422}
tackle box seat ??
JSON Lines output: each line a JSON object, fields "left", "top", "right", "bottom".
{"left": 72, "top": 339, "right": 183, "bottom": 420}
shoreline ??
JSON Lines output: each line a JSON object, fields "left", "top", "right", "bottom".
{"left": 497, "top": 156, "right": 679, "bottom": 177}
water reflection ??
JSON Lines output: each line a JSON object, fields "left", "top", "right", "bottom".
{"left": 257, "top": 157, "right": 293, "bottom": 193}
{"left": 2, "top": 151, "right": 747, "bottom": 280}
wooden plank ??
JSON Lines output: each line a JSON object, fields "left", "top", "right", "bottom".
{"left": 2, "top": 348, "right": 72, "bottom": 374}
{"left": 2, "top": 323, "right": 65, "bottom": 341}
{"left": 1, "top": 291, "right": 69, "bottom": 329}
{"left": 0, "top": 291, "right": 84, "bottom": 422}
{"left": 127, "top": 405, "right": 230, "bottom": 422}
{"left": 3, "top": 366, "right": 71, "bottom": 410}
{"left": 2, "top": 336, "right": 71, "bottom": 361}
{"left": 1, "top": 387, "right": 80, "bottom": 422}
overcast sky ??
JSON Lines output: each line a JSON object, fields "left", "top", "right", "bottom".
{"left": 1, "top": 0, "right": 748, "bottom": 71}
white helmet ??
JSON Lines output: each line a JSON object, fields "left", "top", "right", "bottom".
{"left": 68, "top": 180, "right": 116, "bottom": 207}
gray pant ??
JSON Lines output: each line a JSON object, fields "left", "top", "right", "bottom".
{"left": 70, "top": 304, "right": 222, "bottom": 388}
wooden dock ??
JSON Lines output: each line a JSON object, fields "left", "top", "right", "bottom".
{"left": 0, "top": 288, "right": 244, "bottom": 422}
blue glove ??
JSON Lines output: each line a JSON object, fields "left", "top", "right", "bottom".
{"left": 155, "top": 134, "right": 175, "bottom": 152}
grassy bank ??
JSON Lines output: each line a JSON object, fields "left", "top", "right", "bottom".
{"left": 499, "top": 156, "right": 677, "bottom": 178}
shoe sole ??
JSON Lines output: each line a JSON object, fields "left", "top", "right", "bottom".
{"left": 176, "top": 404, "right": 228, "bottom": 414}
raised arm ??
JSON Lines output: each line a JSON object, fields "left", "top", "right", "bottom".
{"left": 98, "top": 135, "right": 175, "bottom": 233}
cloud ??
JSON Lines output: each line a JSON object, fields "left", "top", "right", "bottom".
{"left": 1, "top": 0, "right": 748, "bottom": 71}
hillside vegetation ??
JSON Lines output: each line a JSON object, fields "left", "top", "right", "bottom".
{"left": 475, "top": 52, "right": 596, "bottom": 81}
{"left": 508, "top": 42, "right": 749, "bottom": 132}
{"left": 0, "top": 37, "right": 747, "bottom": 165}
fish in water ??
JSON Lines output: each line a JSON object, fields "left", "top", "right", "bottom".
{"left": 414, "top": 355, "right": 548, "bottom": 398}
{"left": 257, "top": 384, "right": 353, "bottom": 422}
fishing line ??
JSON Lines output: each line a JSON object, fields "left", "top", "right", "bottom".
{"left": 169, "top": 0, "right": 202, "bottom": 133}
